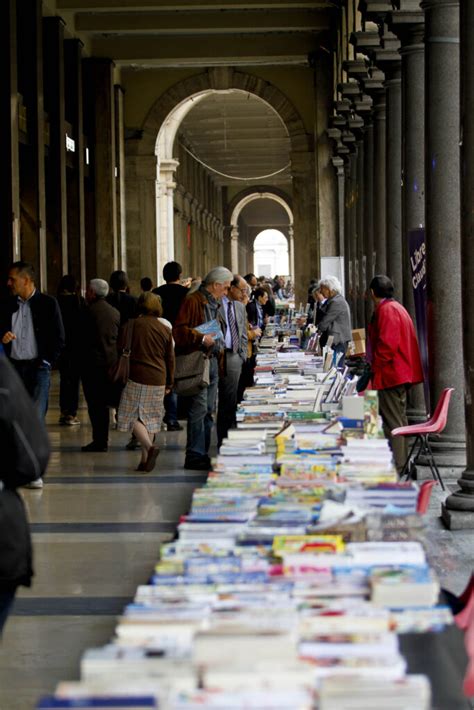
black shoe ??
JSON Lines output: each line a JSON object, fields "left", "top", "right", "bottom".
{"left": 125, "top": 436, "right": 141, "bottom": 451}
{"left": 81, "top": 442, "right": 108, "bottom": 452}
{"left": 184, "top": 457, "right": 210, "bottom": 471}
{"left": 167, "top": 422, "right": 183, "bottom": 431}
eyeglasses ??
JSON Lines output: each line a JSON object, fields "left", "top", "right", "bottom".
{"left": 232, "top": 286, "right": 249, "bottom": 293}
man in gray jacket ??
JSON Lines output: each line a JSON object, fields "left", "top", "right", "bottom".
{"left": 317, "top": 276, "right": 352, "bottom": 368}
{"left": 217, "top": 274, "right": 249, "bottom": 448}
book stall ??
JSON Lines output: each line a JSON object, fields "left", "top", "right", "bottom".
{"left": 36, "top": 320, "right": 467, "bottom": 709}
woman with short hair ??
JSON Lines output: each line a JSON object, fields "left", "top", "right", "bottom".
{"left": 117, "top": 292, "right": 175, "bottom": 472}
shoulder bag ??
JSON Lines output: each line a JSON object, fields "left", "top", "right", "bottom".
{"left": 108, "top": 319, "right": 134, "bottom": 386}
{"left": 174, "top": 350, "right": 210, "bottom": 397}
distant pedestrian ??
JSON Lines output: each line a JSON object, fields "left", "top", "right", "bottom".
{"left": 106, "top": 270, "right": 137, "bottom": 326}
{"left": 140, "top": 277, "right": 153, "bottom": 293}
{"left": 153, "top": 261, "right": 189, "bottom": 432}
{"left": 57, "top": 275, "right": 85, "bottom": 426}
{"left": 117, "top": 293, "right": 174, "bottom": 472}
{"left": 317, "top": 276, "right": 352, "bottom": 368}
{"left": 80, "top": 279, "right": 119, "bottom": 452}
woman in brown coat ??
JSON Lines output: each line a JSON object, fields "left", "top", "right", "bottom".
{"left": 117, "top": 293, "right": 175, "bottom": 472}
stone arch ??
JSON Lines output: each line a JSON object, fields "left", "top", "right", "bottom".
{"left": 134, "top": 67, "right": 311, "bottom": 157}
{"left": 227, "top": 190, "right": 294, "bottom": 278}
{"left": 125, "top": 67, "right": 317, "bottom": 302}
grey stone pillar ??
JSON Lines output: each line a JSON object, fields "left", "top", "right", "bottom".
{"left": 343, "top": 161, "right": 351, "bottom": 301}
{"left": 332, "top": 156, "right": 345, "bottom": 259}
{"left": 442, "top": 0, "right": 474, "bottom": 527}
{"left": 363, "top": 120, "right": 375, "bottom": 325}
{"left": 422, "top": 0, "right": 465, "bottom": 456}
{"left": 291, "top": 150, "right": 319, "bottom": 307}
{"left": 0, "top": 0, "right": 20, "bottom": 267}
{"left": 391, "top": 14, "right": 425, "bottom": 316}
{"left": 399, "top": 24, "right": 427, "bottom": 418}
{"left": 356, "top": 138, "right": 365, "bottom": 328}
{"left": 385, "top": 64, "right": 403, "bottom": 299}
{"left": 373, "top": 94, "right": 387, "bottom": 274}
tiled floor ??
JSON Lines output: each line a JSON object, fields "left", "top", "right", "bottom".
{"left": 0, "top": 380, "right": 473, "bottom": 709}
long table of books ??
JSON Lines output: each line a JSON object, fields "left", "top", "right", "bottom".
{"left": 37, "top": 333, "right": 468, "bottom": 709}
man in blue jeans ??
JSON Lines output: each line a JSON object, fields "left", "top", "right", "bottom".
{"left": 0, "top": 262, "right": 64, "bottom": 487}
{"left": 173, "top": 266, "right": 231, "bottom": 470}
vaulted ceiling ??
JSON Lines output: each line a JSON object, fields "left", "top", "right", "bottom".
{"left": 55, "top": 0, "right": 337, "bottom": 221}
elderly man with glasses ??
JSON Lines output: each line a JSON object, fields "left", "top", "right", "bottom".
{"left": 216, "top": 275, "right": 249, "bottom": 448}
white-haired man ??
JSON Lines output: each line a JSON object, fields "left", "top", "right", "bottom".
{"left": 173, "top": 266, "right": 232, "bottom": 470}
{"left": 80, "top": 279, "right": 120, "bottom": 452}
{"left": 317, "top": 276, "right": 352, "bottom": 368}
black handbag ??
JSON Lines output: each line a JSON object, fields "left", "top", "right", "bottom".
{"left": 108, "top": 319, "right": 134, "bottom": 386}
{"left": 174, "top": 351, "right": 210, "bottom": 397}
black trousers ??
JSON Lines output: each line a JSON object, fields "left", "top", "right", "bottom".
{"left": 81, "top": 368, "right": 110, "bottom": 446}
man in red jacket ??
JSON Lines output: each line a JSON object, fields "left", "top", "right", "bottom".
{"left": 369, "top": 275, "right": 424, "bottom": 473}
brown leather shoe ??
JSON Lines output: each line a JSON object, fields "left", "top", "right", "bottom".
{"left": 144, "top": 445, "right": 160, "bottom": 472}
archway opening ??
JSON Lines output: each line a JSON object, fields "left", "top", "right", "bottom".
{"left": 253, "top": 229, "right": 289, "bottom": 278}
{"left": 154, "top": 88, "right": 291, "bottom": 280}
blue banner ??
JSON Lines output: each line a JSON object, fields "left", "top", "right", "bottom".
{"left": 409, "top": 228, "right": 430, "bottom": 412}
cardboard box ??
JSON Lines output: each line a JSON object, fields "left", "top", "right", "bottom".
{"left": 347, "top": 328, "right": 366, "bottom": 356}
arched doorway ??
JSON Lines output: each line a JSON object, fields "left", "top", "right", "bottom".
{"left": 253, "top": 230, "right": 289, "bottom": 278}
{"left": 125, "top": 67, "right": 318, "bottom": 302}
{"left": 229, "top": 191, "right": 293, "bottom": 278}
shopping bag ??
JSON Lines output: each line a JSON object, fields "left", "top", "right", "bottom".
{"left": 174, "top": 351, "right": 210, "bottom": 396}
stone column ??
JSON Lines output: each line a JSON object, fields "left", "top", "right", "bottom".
{"left": 64, "top": 39, "right": 86, "bottom": 293}
{"left": 114, "top": 85, "right": 127, "bottom": 271}
{"left": 355, "top": 137, "right": 365, "bottom": 328}
{"left": 17, "top": 0, "right": 47, "bottom": 289}
{"left": 373, "top": 94, "right": 387, "bottom": 274}
{"left": 332, "top": 157, "right": 346, "bottom": 259}
{"left": 384, "top": 64, "right": 403, "bottom": 299}
{"left": 442, "top": 0, "right": 474, "bottom": 527}
{"left": 83, "top": 58, "right": 117, "bottom": 279}
{"left": 343, "top": 160, "right": 352, "bottom": 300}
{"left": 363, "top": 120, "right": 375, "bottom": 325}
{"left": 397, "top": 22, "right": 427, "bottom": 418}
{"left": 288, "top": 225, "right": 295, "bottom": 282}
{"left": 124, "top": 153, "right": 157, "bottom": 289}
{"left": 230, "top": 227, "right": 239, "bottom": 273}
{"left": 422, "top": 0, "right": 465, "bottom": 457}
{"left": 43, "top": 17, "right": 68, "bottom": 292}
{"left": 0, "top": 0, "right": 20, "bottom": 267}
{"left": 157, "top": 158, "right": 179, "bottom": 276}
{"left": 291, "top": 150, "right": 319, "bottom": 307}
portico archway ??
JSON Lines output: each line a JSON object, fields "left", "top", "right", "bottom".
{"left": 125, "top": 67, "right": 318, "bottom": 302}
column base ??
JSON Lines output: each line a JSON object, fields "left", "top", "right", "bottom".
{"left": 441, "top": 468, "right": 474, "bottom": 529}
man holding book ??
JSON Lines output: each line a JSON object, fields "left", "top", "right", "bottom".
{"left": 173, "top": 266, "right": 232, "bottom": 470}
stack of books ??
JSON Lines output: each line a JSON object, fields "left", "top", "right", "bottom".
{"left": 37, "top": 332, "right": 452, "bottom": 710}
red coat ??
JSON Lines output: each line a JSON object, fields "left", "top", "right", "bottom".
{"left": 369, "top": 299, "right": 424, "bottom": 390}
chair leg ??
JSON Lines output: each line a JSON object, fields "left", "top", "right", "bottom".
{"left": 425, "top": 436, "right": 445, "bottom": 491}
{"left": 401, "top": 435, "right": 422, "bottom": 479}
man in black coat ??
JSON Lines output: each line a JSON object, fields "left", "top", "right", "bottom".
{"left": 80, "top": 279, "right": 120, "bottom": 452}
{"left": 0, "top": 261, "right": 65, "bottom": 420}
{"left": 0, "top": 349, "right": 50, "bottom": 633}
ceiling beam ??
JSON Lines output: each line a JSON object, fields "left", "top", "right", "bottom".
{"left": 58, "top": 0, "right": 334, "bottom": 11}
{"left": 75, "top": 9, "right": 330, "bottom": 34}
{"left": 90, "top": 32, "right": 319, "bottom": 66}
